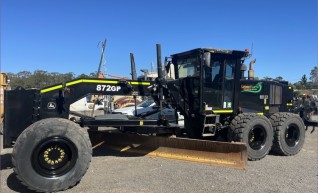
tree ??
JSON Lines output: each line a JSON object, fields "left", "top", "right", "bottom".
{"left": 31, "top": 70, "right": 49, "bottom": 88}
{"left": 262, "top": 76, "right": 273, "bottom": 81}
{"left": 17, "top": 71, "right": 32, "bottom": 79}
{"left": 274, "top": 76, "right": 284, "bottom": 82}
{"left": 300, "top": 74, "right": 307, "bottom": 89}
{"left": 89, "top": 71, "right": 98, "bottom": 77}
{"left": 77, "top": 73, "right": 92, "bottom": 79}
{"left": 310, "top": 66, "right": 318, "bottom": 83}
{"left": 8, "top": 70, "right": 82, "bottom": 89}
{"left": 8, "top": 71, "right": 33, "bottom": 89}
{"left": 63, "top": 72, "right": 75, "bottom": 82}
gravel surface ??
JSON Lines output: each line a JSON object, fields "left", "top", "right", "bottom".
{"left": 1, "top": 126, "right": 317, "bottom": 193}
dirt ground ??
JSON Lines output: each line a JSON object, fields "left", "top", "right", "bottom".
{"left": 1, "top": 125, "right": 317, "bottom": 193}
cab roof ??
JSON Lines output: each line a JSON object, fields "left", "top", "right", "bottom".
{"left": 171, "top": 48, "right": 248, "bottom": 58}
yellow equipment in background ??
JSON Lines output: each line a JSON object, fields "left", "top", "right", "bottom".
{"left": 0, "top": 73, "right": 8, "bottom": 133}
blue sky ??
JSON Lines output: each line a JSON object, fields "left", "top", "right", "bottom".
{"left": 1, "top": 0, "right": 317, "bottom": 83}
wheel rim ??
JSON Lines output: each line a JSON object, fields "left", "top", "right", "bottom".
{"left": 32, "top": 137, "right": 78, "bottom": 178}
{"left": 248, "top": 125, "right": 267, "bottom": 150}
{"left": 285, "top": 124, "right": 300, "bottom": 147}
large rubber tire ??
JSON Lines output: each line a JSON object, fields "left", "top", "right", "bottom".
{"left": 270, "top": 113, "right": 305, "bottom": 156}
{"left": 228, "top": 113, "right": 273, "bottom": 161}
{"left": 12, "top": 118, "right": 92, "bottom": 192}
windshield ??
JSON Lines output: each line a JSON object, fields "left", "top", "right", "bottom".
{"left": 137, "top": 98, "right": 154, "bottom": 107}
{"left": 177, "top": 56, "right": 199, "bottom": 78}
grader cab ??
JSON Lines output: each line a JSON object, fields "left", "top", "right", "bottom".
{"left": 162, "top": 47, "right": 304, "bottom": 160}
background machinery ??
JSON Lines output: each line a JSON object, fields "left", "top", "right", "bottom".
{"left": 2, "top": 44, "right": 312, "bottom": 192}
{"left": 0, "top": 73, "right": 8, "bottom": 134}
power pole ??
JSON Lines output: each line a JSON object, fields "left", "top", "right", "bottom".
{"left": 97, "top": 39, "right": 107, "bottom": 76}
{"left": 91, "top": 39, "right": 107, "bottom": 117}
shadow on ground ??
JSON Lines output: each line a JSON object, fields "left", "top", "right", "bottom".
{"left": 6, "top": 173, "right": 36, "bottom": 193}
{"left": 1, "top": 153, "right": 34, "bottom": 192}
{"left": 1, "top": 143, "right": 144, "bottom": 193}
{"left": 1, "top": 153, "right": 13, "bottom": 170}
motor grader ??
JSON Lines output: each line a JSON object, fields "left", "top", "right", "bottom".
{"left": 2, "top": 44, "right": 311, "bottom": 192}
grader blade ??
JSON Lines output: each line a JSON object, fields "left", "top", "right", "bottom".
{"left": 89, "top": 131, "right": 247, "bottom": 169}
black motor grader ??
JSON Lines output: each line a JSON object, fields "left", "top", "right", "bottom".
{"left": 2, "top": 44, "right": 311, "bottom": 192}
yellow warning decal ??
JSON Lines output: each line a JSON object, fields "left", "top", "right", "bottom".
{"left": 66, "top": 79, "right": 119, "bottom": 86}
{"left": 40, "top": 79, "right": 152, "bottom": 93}
{"left": 66, "top": 79, "right": 151, "bottom": 86}
{"left": 129, "top": 81, "right": 151, "bottom": 86}
{"left": 213, "top": 109, "right": 233, "bottom": 114}
{"left": 40, "top": 85, "right": 63, "bottom": 94}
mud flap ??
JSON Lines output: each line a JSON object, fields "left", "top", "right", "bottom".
{"left": 89, "top": 131, "right": 247, "bottom": 169}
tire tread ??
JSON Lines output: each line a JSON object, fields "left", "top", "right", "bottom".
{"left": 12, "top": 118, "right": 92, "bottom": 192}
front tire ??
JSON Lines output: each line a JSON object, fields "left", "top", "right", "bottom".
{"left": 12, "top": 118, "right": 92, "bottom": 192}
{"left": 270, "top": 113, "right": 305, "bottom": 156}
{"left": 228, "top": 113, "right": 273, "bottom": 161}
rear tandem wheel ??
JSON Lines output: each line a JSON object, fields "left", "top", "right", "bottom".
{"left": 228, "top": 113, "right": 273, "bottom": 161}
{"left": 270, "top": 112, "right": 305, "bottom": 156}
{"left": 12, "top": 118, "right": 92, "bottom": 192}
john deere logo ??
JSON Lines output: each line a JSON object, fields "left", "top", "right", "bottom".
{"left": 241, "top": 82, "right": 263, "bottom": 93}
{"left": 47, "top": 102, "right": 56, "bottom": 109}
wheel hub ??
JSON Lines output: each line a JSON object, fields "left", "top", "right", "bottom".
{"left": 248, "top": 126, "right": 267, "bottom": 150}
{"left": 32, "top": 137, "right": 78, "bottom": 178}
{"left": 43, "top": 146, "right": 66, "bottom": 165}
{"left": 285, "top": 124, "right": 300, "bottom": 147}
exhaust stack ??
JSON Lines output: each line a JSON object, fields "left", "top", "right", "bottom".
{"left": 248, "top": 59, "right": 256, "bottom": 80}
{"left": 130, "top": 53, "right": 137, "bottom": 80}
{"left": 156, "top": 44, "right": 164, "bottom": 117}
{"left": 240, "top": 64, "right": 247, "bottom": 79}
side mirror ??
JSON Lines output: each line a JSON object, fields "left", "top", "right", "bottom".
{"left": 203, "top": 52, "right": 211, "bottom": 67}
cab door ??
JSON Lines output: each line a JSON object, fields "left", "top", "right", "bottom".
{"left": 203, "top": 57, "right": 236, "bottom": 110}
